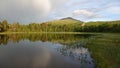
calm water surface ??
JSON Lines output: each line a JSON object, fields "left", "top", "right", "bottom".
{"left": 0, "top": 34, "right": 95, "bottom": 68}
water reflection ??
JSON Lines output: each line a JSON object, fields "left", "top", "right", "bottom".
{"left": 0, "top": 34, "right": 95, "bottom": 45}
{"left": 0, "top": 34, "right": 95, "bottom": 68}
{"left": 58, "top": 42, "right": 94, "bottom": 67}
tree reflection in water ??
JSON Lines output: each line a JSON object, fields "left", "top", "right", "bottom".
{"left": 0, "top": 33, "right": 95, "bottom": 45}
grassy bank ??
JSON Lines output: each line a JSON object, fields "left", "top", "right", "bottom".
{"left": 84, "top": 33, "right": 120, "bottom": 68}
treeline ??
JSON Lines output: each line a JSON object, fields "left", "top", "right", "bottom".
{"left": 0, "top": 19, "right": 82, "bottom": 32}
{"left": 0, "top": 19, "right": 120, "bottom": 33}
{"left": 75, "top": 20, "right": 120, "bottom": 32}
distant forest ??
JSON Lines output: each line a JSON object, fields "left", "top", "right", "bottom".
{"left": 0, "top": 18, "right": 120, "bottom": 33}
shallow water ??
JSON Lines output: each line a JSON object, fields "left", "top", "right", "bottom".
{"left": 0, "top": 34, "right": 95, "bottom": 68}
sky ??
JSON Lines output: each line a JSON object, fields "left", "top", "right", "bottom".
{"left": 0, "top": 0, "right": 120, "bottom": 24}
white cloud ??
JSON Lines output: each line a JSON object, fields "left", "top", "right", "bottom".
{"left": 73, "top": 10, "right": 93, "bottom": 16}
{"left": 73, "top": 9, "right": 102, "bottom": 18}
{"left": 105, "top": 6, "right": 120, "bottom": 14}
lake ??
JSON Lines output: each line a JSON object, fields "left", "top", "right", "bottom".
{"left": 0, "top": 33, "right": 96, "bottom": 68}
{"left": 0, "top": 33, "right": 120, "bottom": 68}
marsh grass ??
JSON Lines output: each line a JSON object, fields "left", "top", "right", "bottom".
{"left": 84, "top": 33, "right": 120, "bottom": 68}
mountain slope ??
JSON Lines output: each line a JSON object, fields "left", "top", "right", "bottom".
{"left": 45, "top": 17, "right": 83, "bottom": 25}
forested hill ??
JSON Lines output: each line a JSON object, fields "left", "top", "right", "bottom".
{"left": 46, "top": 17, "right": 83, "bottom": 25}
{"left": 0, "top": 17, "right": 120, "bottom": 33}
{"left": 60, "top": 17, "right": 82, "bottom": 22}
{"left": 78, "top": 20, "right": 120, "bottom": 32}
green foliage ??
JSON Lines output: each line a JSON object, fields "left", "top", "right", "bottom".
{"left": 2, "top": 20, "right": 8, "bottom": 31}
{"left": 0, "top": 20, "right": 9, "bottom": 32}
{"left": 0, "top": 19, "right": 120, "bottom": 33}
{"left": 75, "top": 20, "right": 120, "bottom": 32}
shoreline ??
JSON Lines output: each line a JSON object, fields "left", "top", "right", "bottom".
{"left": 0, "top": 32, "right": 100, "bottom": 34}
{"left": 0, "top": 32, "right": 119, "bottom": 35}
